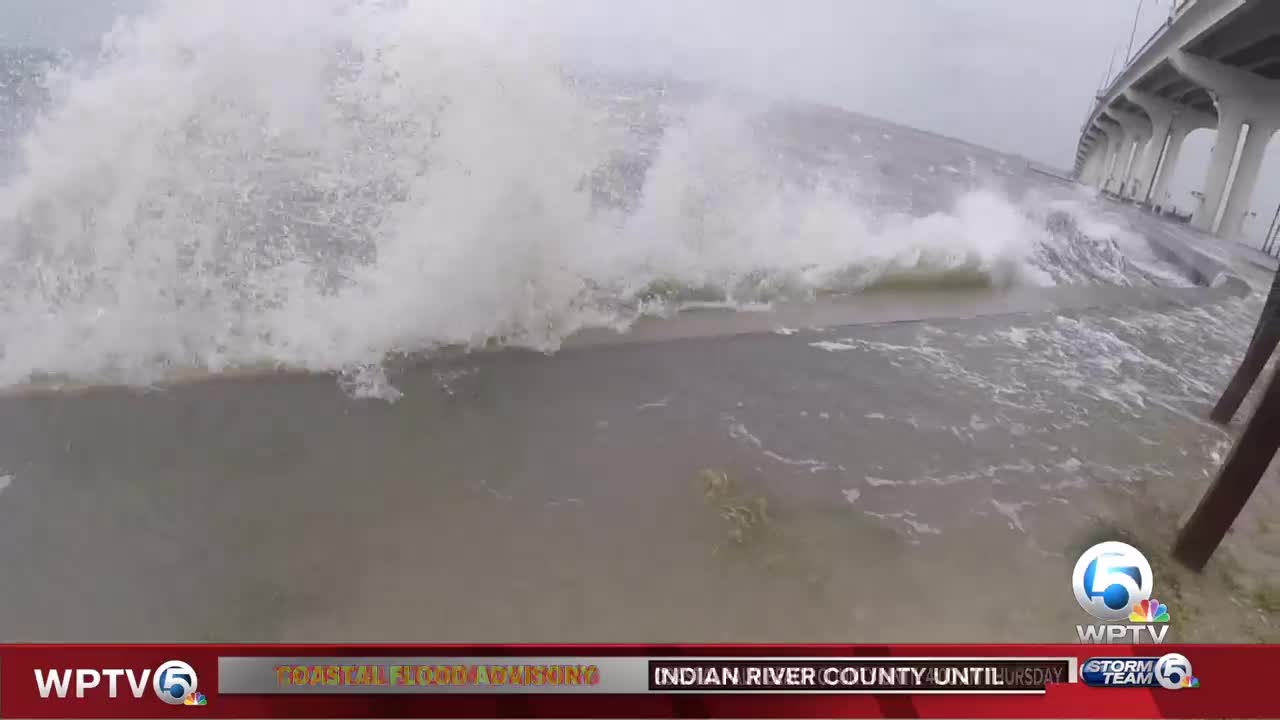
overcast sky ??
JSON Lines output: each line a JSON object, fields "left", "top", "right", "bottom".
{"left": 6, "top": 0, "right": 1279, "bottom": 238}
{"left": 555, "top": 1, "right": 1169, "bottom": 169}
{"left": 0, "top": 0, "right": 1175, "bottom": 166}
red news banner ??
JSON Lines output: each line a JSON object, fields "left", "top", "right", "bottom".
{"left": 0, "top": 644, "right": 1275, "bottom": 719}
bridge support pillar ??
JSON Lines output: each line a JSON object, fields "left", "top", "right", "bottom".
{"left": 1147, "top": 109, "right": 1215, "bottom": 212}
{"left": 1098, "top": 119, "right": 1126, "bottom": 194}
{"left": 1124, "top": 89, "right": 1185, "bottom": 204}
{"left": 1106, "top": 108, "right": 1153, "bottom": 200}
{"left": 1106, "top": 137, "right": 1134, "bottom": 194}
{"left": 1094, "top": 133, "right": 1117, "bottom": 188}
{"left": 1080, "top": 146, "right": 1100, "bottom": 183}
{"left": 1110, "top": 143, "right": 1130, "bottom": 193}
{"left": 1100, "top": 128, "right": 1131, "bottom": 190}
{"left": 1150, "top": 127, "right": 1186, "bottom": 211}
{"left": 1218, "top": 122, "right": 1276, "bottom": 240}
{"left": 1078, "top": 131, "right": 1103, "bottom": 186}
{"left": 1082, "top": 148, "right": 1101, "bottom": 186}
{"left": 1171, "top": 51, "right": 1280, "bottom": 236}
{"left": 1118, "top": 138, "right": 1140, "bottom": 195}
{"left": 1086, "top": 139, "right": 1110, "bottom": 186}
{"left": 1192, "top": 103, "right": 1245, "bottom": 232}
{"left": 1134, "top": 119, "right": 1170, "bottom": 203}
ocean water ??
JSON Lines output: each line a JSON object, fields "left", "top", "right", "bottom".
{"left": 0, "top": 0, "right": 1194, "bottom": 396}
{"left": 2, "top": 0, "right": 1277, "bottom": 644}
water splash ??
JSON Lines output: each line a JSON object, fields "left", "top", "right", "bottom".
{"left": 0, "top": 0, "right": 1189, "bottom": 392}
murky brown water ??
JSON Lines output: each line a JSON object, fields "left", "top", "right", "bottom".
{"left": 2, "top": 254, "right": 1277, "bottom": 643}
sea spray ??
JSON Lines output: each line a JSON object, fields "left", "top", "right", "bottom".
{"left": 0, "top": 0, "right": 1181, "bottom": 394}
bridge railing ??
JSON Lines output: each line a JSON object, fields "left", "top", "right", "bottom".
{"left": 1129, "top": 19, "right": 1170, "bottom": 65}
{"left": 1080, "top": 0, "right": 1196, "bottom": 135}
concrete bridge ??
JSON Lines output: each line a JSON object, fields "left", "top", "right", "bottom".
{"left": 1074, "top": 0, "right": 1280, "bottom": 240}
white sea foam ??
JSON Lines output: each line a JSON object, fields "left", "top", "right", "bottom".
{"left": 635, "top": 396, "right": 670, "bottom": 410}
{"left": 990, "top": 499, "right": 1031, "bottom": 533}
{"left": 726, "top": 415, "right": 833, "bottom": 472}
{"left": 809, "top": 340, "right": 858, "bottom": 352}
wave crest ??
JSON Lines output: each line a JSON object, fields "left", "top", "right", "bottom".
{"left": 0, "top": 0, "right": 1179, "bottom": 390}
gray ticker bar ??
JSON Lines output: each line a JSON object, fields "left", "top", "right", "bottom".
{"left": 218, "top": 657, "right": 649, "bottom": 694}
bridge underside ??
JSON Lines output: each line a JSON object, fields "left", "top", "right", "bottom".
{"left": 1076, "top": 0, "right": 1280, "bottom": 241}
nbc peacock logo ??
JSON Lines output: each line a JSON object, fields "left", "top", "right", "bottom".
{"left": 1129, "top": 598, "right": 1171, "bottom": 624}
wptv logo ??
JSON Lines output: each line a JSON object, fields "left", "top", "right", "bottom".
{"left": 1072, "top": 541, "right": 1172, "bottom": 644}
{"left": 34, "top": 659, "right": 208, "bottom": 706}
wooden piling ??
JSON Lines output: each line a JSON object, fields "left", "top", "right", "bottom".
{"left": 1210, "top": 322, "right": 1280, "bottom": 424}
{"left": 1210, "top": 269, "right": 1280, "bottom": 424}
{"left": 1175, "top": 363, "right": 1280, "bottom": 570}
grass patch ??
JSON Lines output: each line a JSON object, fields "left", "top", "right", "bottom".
{"left": 1249, "top": 585, "right": 1280, "bottom": 615}
{"left": 698, "top": 468, "right": 771, "bottom": 549}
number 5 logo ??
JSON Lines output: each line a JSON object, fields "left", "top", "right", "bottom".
{"left": 1155, "top": 653, "right": 1194, "bottom": 690}
{"left": 1072, "top": 541, "right": 1153, "bottom": 622}
{"left": 153, "top": 660, "right": 198, "bottom": 705}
